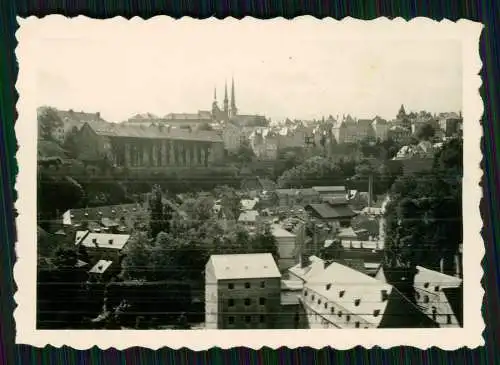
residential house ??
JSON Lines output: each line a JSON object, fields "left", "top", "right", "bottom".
{"left": 301, "top": 262, "right": 437, "bottom": 328}
{"left": 62, "top": 203, "right": 148, "bottom": 232}
{"left": 237, "top": 210, "right": 260, "bottom": 226}
{"left": 88, "top": 259, "right": 114, "bottom": 282}
{"left": 413, "top": 266, "right": 463, "bottom": 327}
{"left": 271, "top": 224, "right": 300, "bottom": 272}
{"left": 438, "top": 112, "right": 462, "bottom": 137}
{"left": 249, "top": 128, "right": 279, "bottom": 160}
{"left": 38, "top": 107, "right": 104, "bottom": 144}
{"left": 278, "top": 280, "right": 309, "bottom": 329}
{"left": 205, "top": 253, "right": 282, "bottom": 329}
{"left": 388, "top": 125, "right": 411, "bottom": 144}
{"left": 240, "top": 176, "right": 277, "bottom": 193}
{"left": 273, "top": 188, "right": 320, "bottom": 207}
{"left": 74, "top": 230, "right": 130, "bottom": 264}
{"left": 277, "top": 126, "right": 308, "bottom": 149}
{"left": 371, "top": 116, "right": 389, "bottom": 141}
{"left": 288, "top": 255, "right": 327, "bottom": 283}
{"left": 311, "top": 186, "right": 346, "bottom": 201}
{"left": 304, "top": 200, "right": 357, "bottom": 227}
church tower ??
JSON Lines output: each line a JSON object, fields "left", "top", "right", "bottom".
{"left": 211, "top": 87, "right": 219, "bottom": 119}
{"left": 223, "top": 81, "right": 229, "bottom": 118}
{"left": 230, "top": 77, "right": 238, "bottom": 117}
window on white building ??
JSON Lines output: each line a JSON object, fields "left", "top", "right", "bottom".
{"left": 229, "top": 299, "right": 235, "bottom": 307}
{"left": 244, "top": 298, "right": 251, "bottom": 306}
{"left": 245, "top": 282, "right": 251, "bottom": 289}
{"left": 228, "top": 283, "right": 234, "bottom": 290}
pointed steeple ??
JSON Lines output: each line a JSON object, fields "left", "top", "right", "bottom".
{"left": 223, "top": 80, "right": 229, "bottom": 114}
{"left": 214, "top": 87, "right": 217, "bottom": 101}
{"left": 230, "top": 77, "right": 237, "bottom": 117}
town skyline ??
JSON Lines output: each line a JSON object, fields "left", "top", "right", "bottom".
{"left": 36, "top": 19, "right": 462, "bottom": 123}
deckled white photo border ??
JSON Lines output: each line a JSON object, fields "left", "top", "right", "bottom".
{"left": 14, "top": 15, "right": 484, "bottom": 350}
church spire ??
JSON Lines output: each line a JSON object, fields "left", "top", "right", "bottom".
{"left": 223, "top": 80, "right": 229, "bottom": 113}
{"left": 230, "top": 77, "right": 237, "bottom": 117}
{"left": 214, "top": 86, "right": 217, "bottom": 101}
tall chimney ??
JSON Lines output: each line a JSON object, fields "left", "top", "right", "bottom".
{"left": 368, "top": 174, "right": 373, "bottom": 208}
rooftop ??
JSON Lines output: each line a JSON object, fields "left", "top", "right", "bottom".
{"left": 305, "top": 203, "right": 356, "bottom": 220}
{"left": 414, "top": 266, "right": 462, "bottom": 288}
{"left": 208, "top": 253, "right": 280, "bottom": 280}
{"left": 89, "top": 260, "right": 113, "bottom": 274}
{"left": 86, "top": 122, "right": 223, "bottom": 143}
{"left": 303, "top": 262, "right": 393, "bottom": 326}
{"left": 312, "top": 186, "right": 346, "bottom": 193}
{"left": 75, "top": 230, "right": 130, "bottom": 250}
{"left": 271, "top": 224, "right": 296, "bottom": 238}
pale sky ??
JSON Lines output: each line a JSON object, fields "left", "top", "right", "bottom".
{"left": 35, "top": 18, "right": 463, "bottom": 123}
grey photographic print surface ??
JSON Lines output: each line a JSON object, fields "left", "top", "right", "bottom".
{"left": 14, "top": 16, "right": 483, "bottom": 350}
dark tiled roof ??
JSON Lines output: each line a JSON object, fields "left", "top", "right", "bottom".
{"left": 86, "top": 122, "right": 223, "bottom": 143}
{"left": 305, "top": 203, "right": 356, "bottom": 219}
{"left": 38, "top": 140, "right": 68, "bottom": 159}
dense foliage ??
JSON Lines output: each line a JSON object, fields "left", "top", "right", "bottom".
{"left": 383, "top": 138, "right": 462, "bottom": 273}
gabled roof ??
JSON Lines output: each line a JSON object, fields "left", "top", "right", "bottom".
{"left": 288, "top": 255, "right": 326, "bottom": 282}
{"left": 89, "top": 259, "right": 113, "bottom": 274}
{"left": 75, "top": 230, "right": 130, "bottom": 250}
{"left": 305, "top": 203, "right": 356, "bottom": 219}
{"left": 207, "top": 253, "right": 280, "bottom": 280}
{"left": 238, "top": 210, "right": 260, "bottom": 223}
{"left": 62, "top": 204, "right": 145, "bottom": 226}
{"left": 312, "top": 186, "right": 346, "bottom": 193}
{"left": 84, "top": 122, "right": 222, "bottom": 143}
{"left": 271, "top": 224, "right": 296, "bottom": 238}
{"left": 414, "top": 266, "right": 462, "bottom": 289}
{"left": 240, "top": 198, "right": 259, "bottom": 211}
{"left": 304, "top": 262, "right": 393, "bottom": 326}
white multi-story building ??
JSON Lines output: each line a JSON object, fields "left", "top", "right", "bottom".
{"left": 300, "top": 262, "right": 436, "bottom": 328}
{"left": 205, "top": 253, "right": 282, "bottom": 329}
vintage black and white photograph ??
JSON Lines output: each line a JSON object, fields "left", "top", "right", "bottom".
{"left": 15, "top": 17, "right": 483, "bottom": 349}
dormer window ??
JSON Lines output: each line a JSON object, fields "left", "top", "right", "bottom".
{"left": 373, "top": 309, "right": 380, "bottom": 317}
{"left": 381, "top": 290, "right": 389, "bottom": 302}
{"left": 108, "top": 239, "right": 113, "bottom": 245}
{"left": 434, "top": 285, "right": 440, "bottom": 292}
{"left": 92, "top": 238, "right": 97, "bottom": 244}
{"left": 354, "top": 299, "right": 361, "bottom": 306}
{"left": 339, "top": 290, "right": 345, "bottom": 298}
{"left": 424, "top": 282, "right": 430, "bottom": 289}
{"left": 326, "top": 283, "right": 332, "bottom": 290}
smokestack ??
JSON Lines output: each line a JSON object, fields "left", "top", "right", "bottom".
{"left": 368, "top": 174, "right": 373, "bottom": 208}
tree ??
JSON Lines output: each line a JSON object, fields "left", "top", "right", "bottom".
{"left": 62, "top": 126, "right": 80, "bottom": 158}
{"left": 148, "top": 185, "right": 174, "bottom": 238}
{"left": 37, "top": 173, "right": 85, "bottom": 224}
{"left": 213, "top": 185, "right": 241, "bottom": 220}
{"left": 38, "top": 107, "right": 63, "bottom": 142}
{"left": 252, "top": 223, "right": 279, "bottom": 261}
{"left": 234, "top": 139, "right": 255, "bottom": 164}
{"left": 277, "top": 156, "right": 344, "bottom": 188}
{"left": 384, "top": 138, "right": 462, "bottom": 273}
{"left": 415, "top": 122, "right": 436, "bottom": 141}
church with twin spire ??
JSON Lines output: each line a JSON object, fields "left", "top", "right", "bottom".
{"left": 212, "top": 78, "right": 238, "bottom": 122}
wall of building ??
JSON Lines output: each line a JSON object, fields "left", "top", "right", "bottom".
{"left": 204, "top": 263, "right": 219, "bottom": 330}
{"left": 276, "top": 235, "right": 298, "bottom": 272}
{"left": 216, "top": 277, "right": 281, "bottom": 329}
{"left": 301, "top": 288, "right": 376, "bottom": 329}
